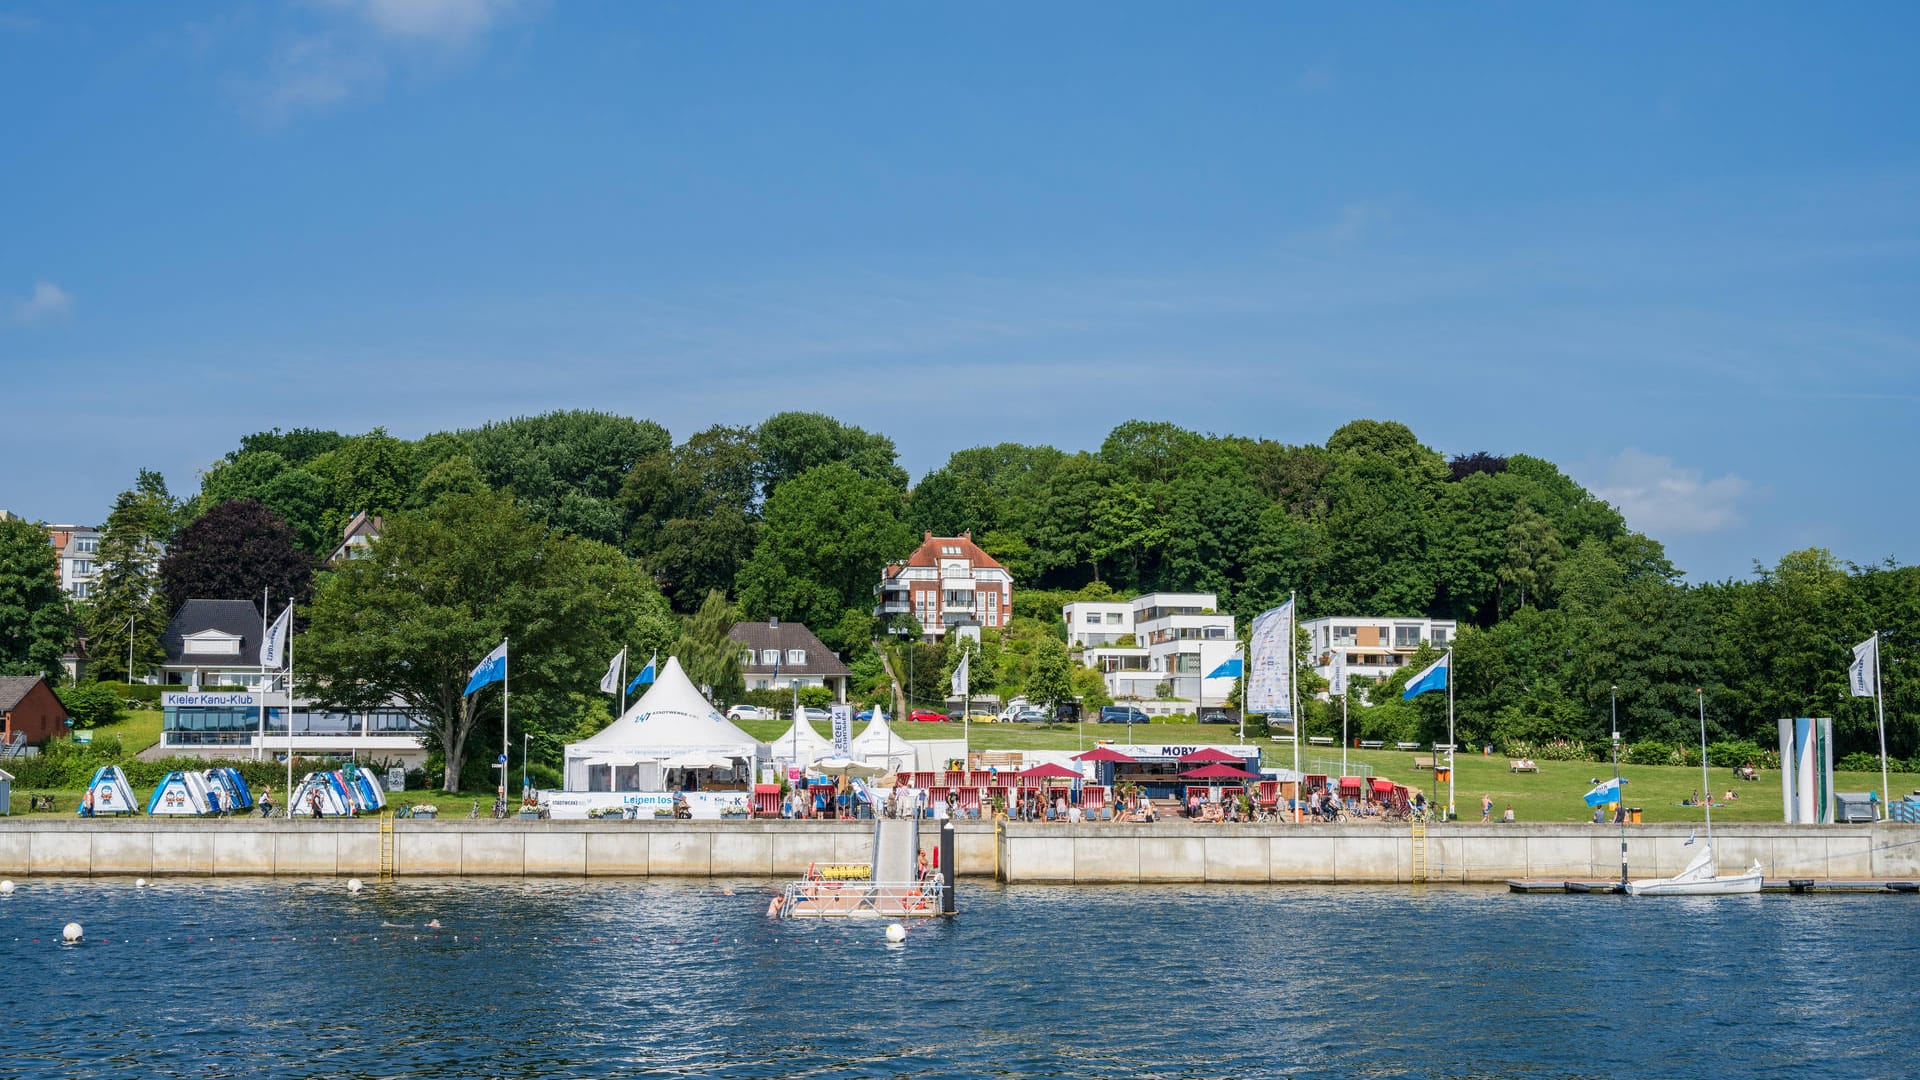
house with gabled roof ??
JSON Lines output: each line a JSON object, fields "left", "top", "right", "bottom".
{"left": 874, "top": 531, "right": 1013, "bottom": 640}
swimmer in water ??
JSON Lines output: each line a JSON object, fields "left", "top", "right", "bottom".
{"left": 425, "top": 919, "right": 442, "bottom": 929}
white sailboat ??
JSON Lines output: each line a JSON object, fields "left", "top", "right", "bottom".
{"left": 1626, "top": 689, "right": 1763, "bottom": 897}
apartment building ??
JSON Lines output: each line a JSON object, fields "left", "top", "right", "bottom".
{"left": 1065, "top": 592, "right": 1238, "bottom": 711}
{"left": 874, "top": 532, "right": 1013, "bottom": 640}
{"left": 46, "top": 524, "right": 103, "bottom": 599}
{"left": 1303, "top": 615, "right": 1457, "bottom": 691}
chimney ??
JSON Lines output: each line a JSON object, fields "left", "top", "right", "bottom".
{"left": 769, "top": 616, "right": 779, "bottom": 629}
{"left": 924, "top": 531, "right": 933, "bottom": 542}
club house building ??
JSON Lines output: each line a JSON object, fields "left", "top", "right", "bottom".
{"left": 156, "top": 599, "right": 428, "bottom": 766}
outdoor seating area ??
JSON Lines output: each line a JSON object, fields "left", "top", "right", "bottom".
{"left": 1509, "top": 759, "right": 1539, "bottom": 773}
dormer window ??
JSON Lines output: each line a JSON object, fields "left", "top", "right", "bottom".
{"left": 787, "top": 649, "right": 806, "bottom": 665}
{"left": 762, "top": 649, "right": 780, "bottom": 666}
{"left": 741, "top": 649, "right": 755, "bottom": 667}
{"left": 182, "top": 630, "right": 241, "bottom": 656}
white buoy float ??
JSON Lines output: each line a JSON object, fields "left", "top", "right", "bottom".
{"left": 347, "top": 878, "right": 364, "bottom": 894}
{"left": 135, "top": 878, "right": 148, "bottom": 889}
{"left": 0, "top": 880, "right": 14, "bottom": 895}
{"left": 885, "top": 922, "right": 907, "bottom": 943}
{"left": 63, "top": 922, "right": 83, "bottom": 943}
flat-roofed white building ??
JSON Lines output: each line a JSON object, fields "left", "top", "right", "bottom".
{"left": 1065, "top": 592, "right": 1238, "bottom": 710}
{"left": 1303, "top": 615, "right": 1457, "bottom": 694}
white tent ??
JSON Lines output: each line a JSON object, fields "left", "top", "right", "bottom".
{"left": 767, "top": 719, "right": 836, "bottom": 768}
{"left": 563, "top": 656, "right": 763, "bottom": 791}
{"left": 850, "top": 713, "right": 916, "bottom": 772}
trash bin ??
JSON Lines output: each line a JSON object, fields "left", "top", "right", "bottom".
{"left": 1627, "top": 807, "right": 1642, "bottom": 824}
{"left": 1435, "top": 766, "right": 1451, "bottom": 785}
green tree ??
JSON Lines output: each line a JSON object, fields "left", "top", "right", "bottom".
{"left": 622, "top": 425, "right": 763, "bottom": 611}
{"left": 734, "top": 462, "right": 912, "bottom": 632}
{"left": 299, "top": 490, "right": 670, "bottom": 790}
{"left": 673, "top": 589, "right": 747, "bottom": 704}
{"left": 197, "top": 451, "right": 332, "bottom": 555}
{"left": 56, "top": 681, "right": 124, "bottom": 728}
{"left": 321, "top": 427, "right": 415, "bottom": 532}
{"left": 1026, "top": 635, "right": 1075, "bottom": 715}
{"left": 84, "top": 478, "right": 173, "bottom": 681}
{"left": 757, "top": 412, "right": 908, "bottom": 496}
{"left": 0, "top": 517, "right": 72, "bottom": 678}
{"left": 160, "top": 499, "right": 317, "bottom": 614}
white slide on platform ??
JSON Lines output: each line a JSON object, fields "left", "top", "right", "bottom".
{"left": 871, "top": 817, "right": 920, "bottom": 884}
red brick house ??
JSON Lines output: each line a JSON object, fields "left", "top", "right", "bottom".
{"left": 874, "top": 531, "right": 1014, "bottom": 640}
{"left": 0, "top": 676, "right": 69, "bottom": 749}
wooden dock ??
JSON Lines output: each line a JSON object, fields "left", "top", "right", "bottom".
{"left": 1508, "top": 878, "right": 1920, "bottom": 894}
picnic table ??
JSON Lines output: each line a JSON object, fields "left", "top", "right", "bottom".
{"left": 1508, "top": 759, "right": 1539, "bottom": 773}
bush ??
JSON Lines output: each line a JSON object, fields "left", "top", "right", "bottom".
{"left": 1839, "top": 751, "right": 1881, "bottom": 773}
{"left": 1707, "top": 739, "right": 1767, "bottom": 768}
{"left": 1623, "top": 740, "right": 1674, "bottom": 766}
{"left": 1503, "top": 739, "right": 1592, "bottom": 762}
{"left": 57, "top": 682, "right": 126, "bottom": 729}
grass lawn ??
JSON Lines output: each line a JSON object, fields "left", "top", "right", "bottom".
{"left": 92, "top": 708, "right": 163, "bottom": 754}
{"left": 738, "top": 719, "right": 1916, "bottom": 824}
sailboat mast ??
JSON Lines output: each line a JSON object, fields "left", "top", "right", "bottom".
{"left": 1697, "top": 688, "right": 1712, "bottom": 845}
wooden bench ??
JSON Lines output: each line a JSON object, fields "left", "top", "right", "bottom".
{"left": 1508, "top": 760, "right": 1539, "bottom": 773}
{"left": 1307, "top": 736, "right": 1334, "bottom": 746}
{"left": 1395, "top": 741, "right": 1420, "bottom": 751}
{"left": 1413, "top": 757, "right": 1434, "bottom": 771}
{"left": 1359, "top": 740, "right": 1384, "bottom": 750}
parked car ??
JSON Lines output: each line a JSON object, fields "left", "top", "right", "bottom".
{"left": 949, "top": 711, "right": 996, "bottom": 724}
{"left": 1100, "top": 705, "right": 1150, "bottom": 725}
{"left": 997, "top": 699, "right": 1033, "bottom": 722}
{"left": 1198, "top": 710, "right": 1239, "bottom": 725}
{"left": 856, "top": 708, "right": 888, "bottom": 722}
{"left": 796, "top": 706, "right": 832, "bottom": 723}
{"left": 725, "top": 705, "right": 764, "bottom": 721}
{"left": 1008, "top": 708, "right": 1048, "bottom": 723}
{"left": 909, "top": 710, "right": 948, "bottom": 723}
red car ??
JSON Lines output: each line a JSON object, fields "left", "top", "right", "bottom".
{"left": 909, "top": 710, "right": 948, "bottom": 723}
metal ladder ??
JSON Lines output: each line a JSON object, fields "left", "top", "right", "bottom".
{"left": 1410, "top": 819, "right": 1428, "bottom": 884}
{"left": 378, "top": 811, "right": 396, "bottom": 881}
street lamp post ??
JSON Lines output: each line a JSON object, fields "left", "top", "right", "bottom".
{"left": 1611, "top": 685, "right": 1626, "bottom": 887}
{"left": 127, "top": 614, "right": 135, "bottom": 686}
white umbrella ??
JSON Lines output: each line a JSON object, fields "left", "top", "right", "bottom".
{"left": 810, "top": 757, "right": 886, "bottom": 779}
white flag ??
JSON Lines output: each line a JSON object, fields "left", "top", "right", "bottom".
{"left": 260, "top": 604, "right": 293, "bottom": 669}
{"left": 599, "top": 648, "right": 627, "bottom": 695}
{"left": 1246, "top": 600, "right": 1294, "bottom": 715}
{"left": 1329, "top": 648, "right": 1347, "bottom": 697}
{"left": 1849, "top": 635, "right": 1878, "bottom": 698}
{"left": 951, "top": 649, "right": 970, "bottom": 697}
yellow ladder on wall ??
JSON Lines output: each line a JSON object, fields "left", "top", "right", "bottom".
{"left": 378, "top": 811, "right": 396, "bottom": 881}
{"left": 1410, "top": 819, "right": 1428, "bottom": 884}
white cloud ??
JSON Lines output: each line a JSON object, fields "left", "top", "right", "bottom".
{"left": 11, "top": 281, "right": 73, "bottom": 324}
{"left": 244, "top": 0, "right": 529, "bottom": 121}
{"left": 1591, "top": 449, "right": 1750, "bottom": 535}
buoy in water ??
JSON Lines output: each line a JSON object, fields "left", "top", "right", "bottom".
{"left": 0, "top": 880, "right": 14, "bottom": 895}
{"left": 347, "top": 878, "right": 364, "bottom": 893}
{"left": 885, "top": 922, "right": 907, "bottom": 943}
{"left": 135, "top": 878, "right": 148, "bottom": 889}
{"left": 63, "top": 922, "right": 83, "bottom": 943}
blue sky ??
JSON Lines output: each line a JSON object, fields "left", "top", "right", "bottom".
{"left": 3, "top": 2, "right": 1917, "bottom": 582}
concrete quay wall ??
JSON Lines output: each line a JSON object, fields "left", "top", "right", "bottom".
{"left": 2, "top": 820, "right": 1914, "bottom": 883}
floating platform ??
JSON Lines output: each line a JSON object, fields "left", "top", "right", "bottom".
{"left": 1508, "top": 878, "right": 1920, "bottom": 894}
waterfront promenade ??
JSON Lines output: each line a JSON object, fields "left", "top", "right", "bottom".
{"left": 3, "top": 819, "right": 1915, "bottom": 883}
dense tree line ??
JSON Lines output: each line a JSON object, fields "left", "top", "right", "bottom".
{"left": 10, "top": 410, "right": 1911, "bottom": 788}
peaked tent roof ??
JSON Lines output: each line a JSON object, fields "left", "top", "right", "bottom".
{"left": 850, "top": 712, "right": 914, "bottom": 759}
{"left": 767, "top": 718, "right": 836, "bottom": 763}
{"left": 568, "top": 656, "right": 759, "bottom": 756}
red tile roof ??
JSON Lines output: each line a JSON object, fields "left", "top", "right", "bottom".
{"left": 886, "top": 531, "right": 1005, "bottom": 576}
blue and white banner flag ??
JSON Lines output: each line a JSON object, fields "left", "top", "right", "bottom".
{"left": 951, "top": 649, "right": 971, "bottom": 697}
{"left": 599, "top": 648, "right": 626, "bottom": 695}
{"left": 1206, "top": 656, "right": 1243, "bottom": 680}
{"left": 464, "top": 640, "right": 507, "bottom": 696}
{"left": 1401, "top": 652, "right": 1449, "bottom": 700}
{"left": 1684, "top": 831, "right": 1697, "bottom": 846}
{"left": 1583, "top": 777, "right": 1621, "bottom": 807}
{"left": 1246, "top": 600, "right": 1294, "bottom": 715}
{"left": 1850, "top": 635, "right": 1878, "bottom": 698}
{"left": 1329, "top": 648, "right": 1347, "bottom": 697}
{"left": 625, "top": 651, "right": 657, "bottom": 695}
{"left": 261, "top": 605, "right": 293, "bottom": 670}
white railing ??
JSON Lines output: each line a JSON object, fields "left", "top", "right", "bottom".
{"left": 777, "top": 878, "right": 944, "bottom": 919}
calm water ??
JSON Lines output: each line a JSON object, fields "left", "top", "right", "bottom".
{"left": 3, "top": 877, "right": 1917, "bottom": 1079}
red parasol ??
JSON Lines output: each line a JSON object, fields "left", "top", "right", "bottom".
{"left": 1018, "top": 762, "right": 1082, "bottom": 782}
{"left": 1178, "top": 747, "right": 1241, "bottom": 764}
{"left": 1179, "top": 763, "right": 1262, "bottom": 780}
{"left": 1073, "top": 746, "right": 1137, "bottom": 763}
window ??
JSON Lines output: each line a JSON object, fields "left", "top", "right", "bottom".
{"left": 741, "top": 649, "right": 755, "bottom": 667}
{"left": 1432, "top": 627, "right": 1449, "bottom": 644}
{"left": 75, "top": 539, "right": 96, "bottom": 553}
{"left": 941, "top": 545, "right": 961, "bottom": 555}
{"left": 787, "top": 648, "right": 806, "bottom": 665}
{"left": 1395, "top": 626, "right": 1422, "bottom": 648}
{"left": 761, "top": 649, "right": 780, "bottom": 666}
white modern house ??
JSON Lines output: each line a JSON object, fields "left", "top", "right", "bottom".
{"left": 46, "top": 524, "right": 103, "bottom": 599}
{"left": 874, "top": 532, "right": 1013, "bottom": 639}
{"left": 1302, "top": 615, "right": 1457, "bottom": 696}
{"left": 1065, "top": 592, "right": 1238, "bottom": 712}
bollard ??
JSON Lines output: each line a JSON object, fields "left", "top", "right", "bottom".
{"left": 940, "top": 819, "right": 957, "bottom": 915}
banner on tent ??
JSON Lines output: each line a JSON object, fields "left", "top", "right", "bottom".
{"left": 543, "top": 791, "right": 750, "bottom": 820}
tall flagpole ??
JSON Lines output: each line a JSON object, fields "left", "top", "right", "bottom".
{"left": 1446, "top": 646, "right": 1456, "bottom": 820}
{"left": 258, "top": 587, "right": 269, "bottom": 762}
{"left": 619, "top": 647, "right": 628, "bottom": 718}
{"left": 1289, "top": 591, "right": 1300, "bottom": 822}
{"left": 1875, "top": 631, "right": 1890, "bottom": 816}
{"left": 285, "top": 608, "right": 295, "bottom": 813}
{"left": 502, "top": 638, "right": 511, "bottom": 816}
